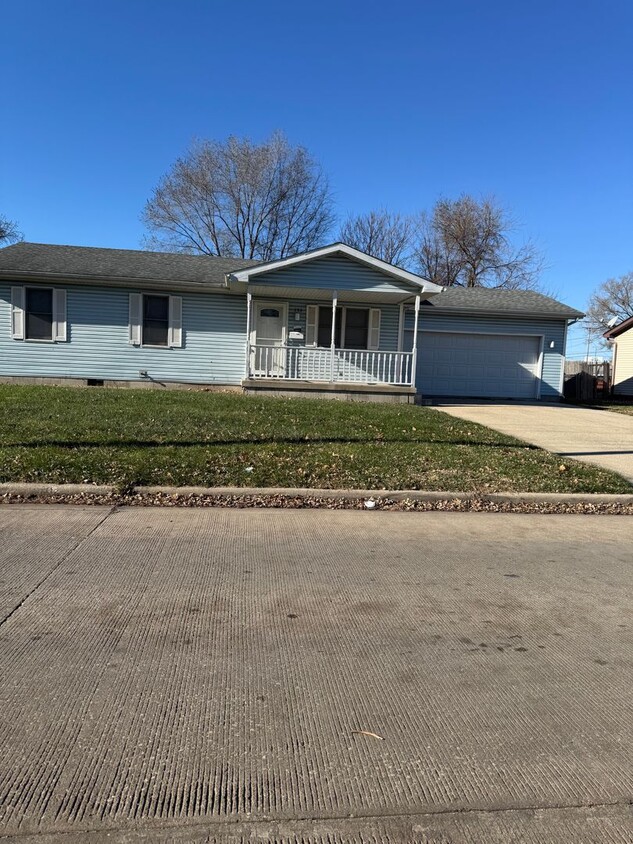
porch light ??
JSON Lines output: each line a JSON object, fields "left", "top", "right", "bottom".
{"left": 294, "top": 310, "right": 301, "bottom": 321}
{"left": 549, "top": 340, "right": 555, "bottom": 349}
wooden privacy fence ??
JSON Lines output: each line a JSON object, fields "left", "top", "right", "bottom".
{"left": 564, "top": 361, "right": 611, "bottom": 401}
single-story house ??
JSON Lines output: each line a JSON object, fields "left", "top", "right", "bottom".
{"left": 604, "top": 315, "right": 633, "bottom": 397}
{"left": 0, "top": 241, "right": 583, "bottom": 402}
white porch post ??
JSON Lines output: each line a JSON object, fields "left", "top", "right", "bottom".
{"left": 244, "top": 289, "right": 252, "bottom": 378}
{"left": 330, "top": 290, "right": 338, "bottom": 382}
{"left": 410, "top": 294, "right": 420, "bottom": 388}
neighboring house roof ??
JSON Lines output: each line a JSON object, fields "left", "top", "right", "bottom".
{"left": 603, "top": 314, "right": 633, "bottom": 339}
{"left": 420, "top": 287, "right": 584, "bottom": 319}
{"left": 0, "top": 242, "right": 258, "bottom": 289}
{"left": 228, "top": 242, "right": 444, "bottom": 293}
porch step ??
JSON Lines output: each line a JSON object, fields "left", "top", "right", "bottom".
{"left": 242, "top": 378, "right": 416, "bottom": 404}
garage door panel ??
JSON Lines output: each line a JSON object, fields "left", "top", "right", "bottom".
{"left": 417, "top": 332, "right": 540, "bottom": 399}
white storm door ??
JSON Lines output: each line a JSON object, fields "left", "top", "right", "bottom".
{"left": 251, "top": 302, "right": 287, "bottom": 376}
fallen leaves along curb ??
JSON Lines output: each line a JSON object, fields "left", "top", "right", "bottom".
{"left": 1, "top": 487, "right": 633, "bottom": 515}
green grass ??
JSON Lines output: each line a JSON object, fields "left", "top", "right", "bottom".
{"left": 0, "top": 385, "right": 629, "bottom": 493}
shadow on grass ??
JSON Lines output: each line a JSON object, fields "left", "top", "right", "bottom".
{"left": 3, "top": 437, "right": 538, "bottom": 450}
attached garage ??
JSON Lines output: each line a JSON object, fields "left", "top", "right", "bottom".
{"left": 402, "top": 288, "right": 584, "bottom": 401}
{"left": 417, "top": 331, "right": 542, "bottom": 399}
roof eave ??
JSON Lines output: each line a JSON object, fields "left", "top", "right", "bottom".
{"left": 604, "top": 315, "right": 633, "bottom": 339}
{"left": 0, "top": 269, "right": 229, "bottom": 291}
{"left": 418, "top": 305, "right": 585, "bottom": 320}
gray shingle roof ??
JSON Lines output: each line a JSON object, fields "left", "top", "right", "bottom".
{"left": 0, "top": 242, "right": 584, "bottom": 319}
{"left": 0, "top": 242, "right": 258, "bottom": 287}
{"left": 421, "top": 286, "right": 584, "bottom": 319}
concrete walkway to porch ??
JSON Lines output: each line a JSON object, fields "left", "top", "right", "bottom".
{"left": 434, "top": 402, "right": 633, "bottom": 484}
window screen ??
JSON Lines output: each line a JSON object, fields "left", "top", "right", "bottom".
{"left": 25, "top": 288, "right": 53, "bottom": 340}
{"left": 143, "top": 295, "right": 169, "bottom": 346}
{"left": 343, "top": 308, "right": 369, "bottom": 349}
{"left": 317, "top": 307, "right": 342, "bottom": 347}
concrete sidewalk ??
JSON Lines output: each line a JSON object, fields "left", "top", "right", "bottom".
{"left": 435, "top": 402, "right": 633, "bottom": 483}
{"left": 0, "top": 506, "right": 631, "bottom": 842}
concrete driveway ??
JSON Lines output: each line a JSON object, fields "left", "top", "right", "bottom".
{"left": 0, "top": 504, "right": 631, "bottom": 843}
{"left": 435, "top": 402, "right": 633, "bottom": 484}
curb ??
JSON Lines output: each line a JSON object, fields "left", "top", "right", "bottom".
{"left": 2, "top": 482, "right": 633, "bottom": 506}
{"left": 133, "top": 485, "right": 633, "bottom": 505}
{"left": 0, "top": 482, "right": 117, "bottom": 496}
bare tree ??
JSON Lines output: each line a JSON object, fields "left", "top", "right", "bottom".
{"left": 414, "top": 212, "right": 462, "bottom": 287}
{"left": 586, "top": 271, "right": 633, "bottom": 332}
{"left": 141, "top": 132, "right": 334, "bottom": 260}
{"left": 339, "top": 208, "right": 416, "bottom": 266}
{"left": 414, "top": 195, "right": 543, "bottom": 289}
{"left": 0, "top": 214, "right": 22, "bottom": 245}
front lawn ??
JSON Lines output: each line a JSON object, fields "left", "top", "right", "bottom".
{"left": 0, "top": 385, "right": 629, "bottom": 492}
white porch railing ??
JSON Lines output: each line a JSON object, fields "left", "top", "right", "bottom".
{"left": 249, "top": 344, "right": 414, "bottom": 386}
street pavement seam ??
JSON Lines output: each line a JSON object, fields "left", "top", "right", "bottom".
{"left": 0, "top": 798, "right": 629, "bottom": 842}
{"left": 0, "top": 506, "right": 116, "bottom": 630}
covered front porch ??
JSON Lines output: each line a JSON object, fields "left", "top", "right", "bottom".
{"left": 243, "top": 288, "right": 423, "bottom": 391}
{"left": 226, "top": 242, "right": 443, "bottom": 399}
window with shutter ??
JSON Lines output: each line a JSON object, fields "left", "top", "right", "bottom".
{"left": 311, "top": 306, "right": 380, "bottom": 350}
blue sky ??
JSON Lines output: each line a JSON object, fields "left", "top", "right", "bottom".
{"left": 2, "top": 0, "right": 632, "bottom": 358}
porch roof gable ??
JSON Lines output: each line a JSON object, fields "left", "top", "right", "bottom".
{"left": 228, "top": 242, "right": 443, "bottom": 295}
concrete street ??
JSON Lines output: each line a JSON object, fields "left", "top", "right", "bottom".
{"left": 0, "top": 505, "right": 631, "bottom": 843}
{"left": 435, "top": 402, "right": 633, "bottom": 484}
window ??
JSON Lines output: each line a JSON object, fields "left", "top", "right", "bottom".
{"left": 343, "top": 308, "right": 369, "bottom": 349}
{"left": 129, "top": 293, "right": 182, "bottom": 347}
{"left": 143, "top": 295, "right": 169, "bottom": 346}
{"left": 317, "top": 307, "right": 368, "bottom": 349}
{"left": 25, "top": 288, "right": 53, "bottom": 340}
{"left": 317, "top": 307, "right": 342, "bottom": 347}
{"left": 306, "top": 305, "right": 380, "bottom": 350}
{"left": 11, "top": 287, "right": 66, "bottom": 342}
{"left": 260, "top": 308, "right": 280, "bottom": 318}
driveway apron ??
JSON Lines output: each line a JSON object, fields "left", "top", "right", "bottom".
{"left": 434, "top": 402, "right": 633, "bottom": 484}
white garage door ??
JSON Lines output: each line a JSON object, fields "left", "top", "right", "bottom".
{"left": 416, "top": 332, "right": 541, "bottom": 399}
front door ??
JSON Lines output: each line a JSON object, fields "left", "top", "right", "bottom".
{"left": 251, "top": 302, "right": 287, "bottom": 376}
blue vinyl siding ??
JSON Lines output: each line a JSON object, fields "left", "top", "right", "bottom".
{"left": 403, "top": 311, "right": 567, "bottom": 398}
{"left": 376, "top": 304, "right": 401, "bottom": 352}
{"left": 0, "top": 276, "right": 568, "bottom": 398}
{"left": 0, "top": 283, "right": 247, "bottom": 384}
{"left": 255, "top": 255, "right": 420, "bottom": 295}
